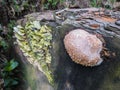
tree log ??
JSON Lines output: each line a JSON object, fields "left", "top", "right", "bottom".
{"left": 14, "top": 8, "right": 120, "bottom": 90}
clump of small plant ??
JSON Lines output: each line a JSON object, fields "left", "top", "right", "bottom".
{"left": 90, "top": 0, "right": 101, "bottom": 7}
{"left": 44, "top": 0, "right": 64, "bottom": 9}
{"left": 0, "top": 21, "right": 19, "bottom": 90}
{"left": 2, "top": 59, "right": 19, "bottom": 89}
{"left": 0, "top": 37, "right": 19, "bottom": 90}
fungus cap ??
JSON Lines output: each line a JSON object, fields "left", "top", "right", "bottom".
{"left": 64, "top": 29, "right": 103, "bottom": 66}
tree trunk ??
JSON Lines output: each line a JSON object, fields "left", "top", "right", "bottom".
{"left": 14, "top": 8, "right": 120, "bottom": 90}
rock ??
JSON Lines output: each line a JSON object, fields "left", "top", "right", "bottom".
{"left": 64, "top": 29, "right": 103, "bottom": 66}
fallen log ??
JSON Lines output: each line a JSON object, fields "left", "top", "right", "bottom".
{"left": 14, "top": 8, "right": 120, "bottom": 90}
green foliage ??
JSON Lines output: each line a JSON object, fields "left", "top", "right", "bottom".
{"left": 0, "top": 21, "right": 19, "bottom": 89}
{"left": 4, "top": 59, "right": 19, "bottom": 72}
{"left": 90, "top": 0, "right": 117, "bottom": 9}
{"left": 0, "top": 38, "right": 9, "bottom": 50}
{"left": 11, "top": 0, "right": 33, "bottom": 14}
{"left": 11, "top": 0, "right": 29, "bottom": 13}
{"left": 7, "top": 20, "right": 16, "bottom": 39}
{"left": 0, "top": 21, "right": 16, "bottom": 54}
{"left": 105, "top": 0, "right": 116, "bottom": 9}
{"left": 0, "top": 0, "right": 34, "bottom": 19}
{"left": 8, "top": 20, "right": 16, "bottom": 31}
{"left": 90, "top": 0, "right": 99, "bottom": 7}
{"left": 4, "top": 78, "right": 18, "bottom": 87}
{"left": 2, "top": 59, "right": 19, "bottom": 88}
{"left": 44, "top": 0, "right": 64, "bottom": 9}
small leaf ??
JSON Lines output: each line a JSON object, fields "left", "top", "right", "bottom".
{"left": 0, "top": 40, "right": 9, "bottom": 50}
{"left": 10, "top": 60, "right": 19, "bottom": 70}
{"left": 4, "top": 59, "right": 19, "bottom": 71}
{"left": 4, "top": 78, "right": 18, "bottom": 87}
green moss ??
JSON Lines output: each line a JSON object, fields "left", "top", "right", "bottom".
{"left": 14, "top": 21, "right": 54, "bottom": 85}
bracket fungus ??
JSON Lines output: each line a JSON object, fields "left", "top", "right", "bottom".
{"left": 13, "top": 21, "right": 54, "bottom": 84}
{"left": 64, "top": 29, "right": 103, "bottom": 66}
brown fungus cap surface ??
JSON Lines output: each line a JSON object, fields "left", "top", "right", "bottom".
{"left": 64, "top": 29, "right": 103, "bottom": 66}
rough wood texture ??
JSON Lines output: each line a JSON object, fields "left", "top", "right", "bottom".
{"left": 15, "top": 8, "right": 120, "bottom": 90}
{"left": 55, "top": 8, "right": 120, "bottom": 38}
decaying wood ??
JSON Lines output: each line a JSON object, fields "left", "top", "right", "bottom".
{"left": 55, "top": 8, "right": 120, "bottom": 38}
{"left": 15, "top": 8, "right": 120, "bottom": 90}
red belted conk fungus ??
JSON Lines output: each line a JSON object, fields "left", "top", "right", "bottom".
{"left": 64, "top": 29, "right": 103, "bottom": 66}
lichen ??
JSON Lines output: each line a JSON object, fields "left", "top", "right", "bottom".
{"left": 13, "top": 21, "right": 54, "bottom": 85}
